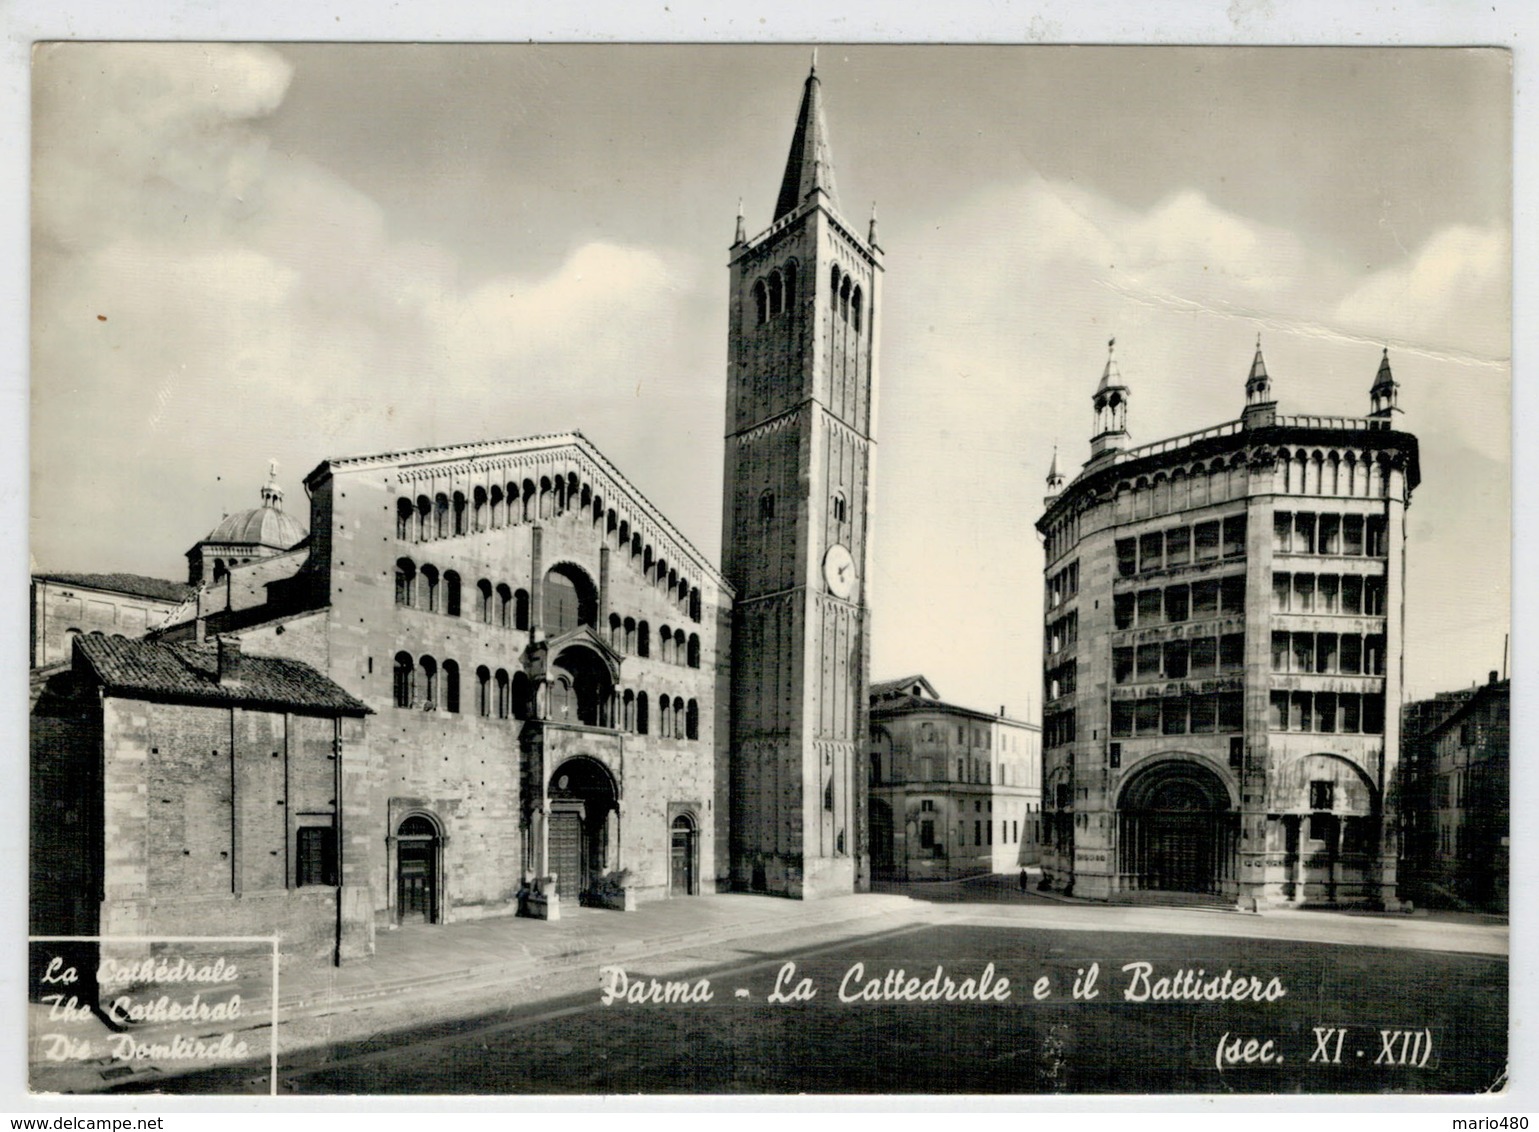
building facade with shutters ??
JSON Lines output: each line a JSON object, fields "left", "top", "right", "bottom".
{"left": 1037, "top": 340, "right": 1418, "bottom": 908}
{"left": 867, "top": 677, "right": 1042, "bottom": 881}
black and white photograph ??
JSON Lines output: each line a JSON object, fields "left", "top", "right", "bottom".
{"left": 14, "top": 17, "right": 1518, "bottom": 1110}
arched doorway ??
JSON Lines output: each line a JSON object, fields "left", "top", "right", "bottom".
{"left": 396, "top": 813, "right": 441, "bottom": 924}
{"left": 1117, "top": 760, "right": 1236, "bottom": 895}
{"left": 869, "top": 798, "right": 894, "bottom": 877}
{"left": 548, "top": 757, "right": 618, "bottom": 903}
{"left": 670, "top": 814, "right": 697, "bottom": 896}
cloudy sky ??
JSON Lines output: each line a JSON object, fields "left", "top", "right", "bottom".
{"left": 28, "top": 43, "right": 1510, "bottom": 708}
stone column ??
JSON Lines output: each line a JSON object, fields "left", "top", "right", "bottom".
{"left": 530, "top": 525, "right": 544, "bottom": 643}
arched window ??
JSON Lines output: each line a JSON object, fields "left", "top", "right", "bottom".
{"left": 686, "top": 699, "right": 700, "bottom": 740}
{"left": 434, "top": 493, "right": 449, "bottom": 539}
{"left": 422, "top": 565, "right": 440, "bottom": 613}
{"left": 489, "top": 485, "right": 504, "bottom": 528}
{"left": 637, "top": 620, "right": 651, "bottom": 658}
{"left": 472, "top": 486, "right": 487, "bottom": 530}
{"left": 833, "top": 490, "right": 847, "bottom": 524}
{"left": 442, "top": 660, "right": 460, "bottom": 714}
{"left": 522, "top": 479, "right": 536, "bottom": 522}
{"left": 552, "top": 474, "right": 565, "bottom": 514}
{"left": 397, "top": 497, "right": 414, "bottom": 539}
{"left": 395, "top": 559, "right": 416, "bottom": 607}
{"left": 636, "top": 691, "right": 649, "bottom": 736}
{"left": 495, "top": 669, "right": 510, "bottom": 720}
{"left": 539, "top": 476, "right": 553, "bottom": 519}
{"left": 839, "top": 274, "right": 852, "bottom": 321}
{"left": 624, "top": 688, "right": 636, "bottom": 732}
{"left": 759, "top": 490, "right": 775, "bottom": 521}
{"left": 452, "top": 492, "right": 467, "bottom": 535}
{"left": 478, "top": 579, "right": 494, "bottom": 624}
{"left": 660, "top": 696, "right": 673, "bottom": 738}
{"left": 753, "top": 279, "right": 768, "bottom": 324}
{"left": 687, "top": 633, "right": 701, "bottom": 669}
{"left": 624, "top": 617, "right": 636, "bottom": 653}
{"left": 675, "top": 629, "right": 688, "bottom": 665}
{"left": 852, "top": 284, "right": 863, "bottom": 333}
{"left": 660, "top": 625, "right": 673, "bottom": 663}
{"left": 476, "top": 666, "right": 491, "bottom": 717}
{"left": 609, "top": 613, "right": 623, "bottom": 650}
{"left": 830, "top": 264, "right": 841, "bottom": 308}
{"left": 416, "top": 496, "right": 431, "bottom": 540}
{"left": 690, "top": 587, "right": 702, "bottom": 623}
{"left": 394, "top": 652, "right": 415, "bottom": 708}
{"left": 497, "top": 583, "right": 513, "bottom": 628}
{"left": 213, "top": 559, "right": 228, "bottom": 583}
{"left": 515, "top": 588, "right": 530, "bottom": 631}
{"left": 444, "top": 571, "right": 461, "bottom": 617}
{"left": 767, "top": 271, "right": 783, "bottom": 318}
{"left": 420, "top": 655, "right": 438, "bottom": 710}
{"left": 543, "top": 563, "right": 597, "bottom": 634}
{"left": 512, "top": 672, "right": 534, "bottom": 721}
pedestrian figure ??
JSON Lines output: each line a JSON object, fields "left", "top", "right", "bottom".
{"left": 1019, "top": 867, "right": 1028, "bottom": 893}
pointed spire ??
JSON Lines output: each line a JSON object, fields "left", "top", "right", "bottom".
{"left": 1046, "top": 446, "right": 1064, "bottom": 489}
{"left": 1369, "top": 346, "right": 1400, "bottom": 418}
{"left": 1242, "top": 332, "right": 1277, "bottom": 427}
{"left": 868, "top": 201, "right": 879, "bottom": 247}
{"left": 774, "top": 60, "right": 840, "bottom": 221}
{"left": 1090, "top": 337, "right": 1131, "bottom": 460}
{"left": 1096, "top": 336, "right": 1124, "bottom": 394}
{"left": 733, "top": 197, "right": 746, "bottom": 246}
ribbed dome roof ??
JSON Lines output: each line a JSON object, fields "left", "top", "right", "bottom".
{"left": 200, "top": 469, "right": 307, "bottom": 550}
{"left": 204, "top": 506, "right": 307, "bottom": 549}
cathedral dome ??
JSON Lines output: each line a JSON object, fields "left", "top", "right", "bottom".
{"left": 202, "top": 504, "right": 307, "bottom": 550}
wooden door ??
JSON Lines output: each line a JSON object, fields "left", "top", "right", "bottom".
{"left": 550, "top": 809, "right": 584, "bottom": 900}
{"left": 397, "top": 843, "right": 433, "bottom": 922}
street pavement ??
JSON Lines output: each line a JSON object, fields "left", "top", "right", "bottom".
{"left": 29, "top": 879, "right": 1508, "bottom": 1094}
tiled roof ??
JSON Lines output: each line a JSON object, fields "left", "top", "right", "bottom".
{"left": 73, "top": 633, "right": 369, "bottom": 716}
{"left": 871, "top": 674, "right": 938, "bottom": 700}
{"left": 34, "top": 572, "right": 194, "bottom": 604}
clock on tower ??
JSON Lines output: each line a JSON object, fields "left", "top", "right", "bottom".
{"left": 720, "top": 62, "right": 883, "bottom": 898}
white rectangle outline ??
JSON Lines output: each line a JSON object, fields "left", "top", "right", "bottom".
{"left": 28, "top": 934, "right": 280, "bottom": 1096}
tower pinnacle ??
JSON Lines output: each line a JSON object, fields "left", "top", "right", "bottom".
{"left": 1241, "top": 332, "right": 1277, "bottom": 428}
{"left": 1369, "top": 346, "right": 1401, "bottom": 419}
{"left": 774, "top": 62, "right": 840, "bottom": 221}
{"left": 1089, "top": 337, "right": 1131, "bottom": 461}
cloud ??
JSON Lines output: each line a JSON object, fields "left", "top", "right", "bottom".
{"left": 1333, "top": 224, "right": 1510, "bottom": 363}
{"left": 30, "top": 43, "right": 705, "bottom": 579}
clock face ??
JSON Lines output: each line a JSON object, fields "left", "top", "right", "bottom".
{"left": 823, "top": 543, "right": 856, "bottom": 599}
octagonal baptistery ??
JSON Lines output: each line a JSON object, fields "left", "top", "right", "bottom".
{"left": 299, "top": 432, "right": 731, "bottom": 924}
{"left": 1036, "top": 341, "right": 1418, "bottom": 909}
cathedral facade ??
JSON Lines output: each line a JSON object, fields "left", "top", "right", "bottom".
{"left": 1037, "top": 342, "right": 1418, "bottom": 908}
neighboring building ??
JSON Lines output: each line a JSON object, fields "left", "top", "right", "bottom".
{"left": 30, "top": 633, "right": 371, "bottom": 960}
{"left": 868, "top": 677, "right": 1041, "bottom": 880}
{"left": 1400, "top": 674, "right": 1509, "bottom": 912}
{"left": 30, "top": 572, "right": 193, "bottom": 668}
{"left": 185, "top": 464, "right": 309, "bottom": 586}
{"left": 1037, "top": 339, "right": 1419, "bottom": 908}
{"left": 722, "top": 62, "right": 881, "bottom": 898}
{"left": 157, "top": 431, "right": 732, "bottom": 923}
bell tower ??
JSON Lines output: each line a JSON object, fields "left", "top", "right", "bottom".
{"left": 721, "top": 63, "right": 883, "bottom": 898}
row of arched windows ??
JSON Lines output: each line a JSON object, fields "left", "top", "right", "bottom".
{"left": 395, "top": 472, "right": 703, "bottom": 623}
{"left": 605, "top": 614, "right": 700, "bottom": 667}
{"left": 390, "top": 649, "right": 700, "bottom": 739}
{"left": 829, "top": 264, "right": 864, "bottom": 334}
{"left": 395, "top": 558, "right": 532, "bottom": 630}
{"left": 752, "top": 261, "right": 798, "bottom": 324}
